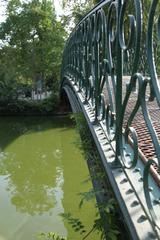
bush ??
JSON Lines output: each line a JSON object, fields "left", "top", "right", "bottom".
{"left": 0, "top": 92, "right": 60, "bottom": 115}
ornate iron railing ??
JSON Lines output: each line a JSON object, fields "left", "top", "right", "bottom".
{"left": 61, "top": 0, "right": 160, "bottom": 235}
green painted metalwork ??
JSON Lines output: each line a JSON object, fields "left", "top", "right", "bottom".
{"left": 61, "top": 0, "right": 160, "bottom": 233}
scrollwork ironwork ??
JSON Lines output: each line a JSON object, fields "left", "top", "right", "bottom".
{"left": 61, "top": 0, "right": 160, "bottom": 232}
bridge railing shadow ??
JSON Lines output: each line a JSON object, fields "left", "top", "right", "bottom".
{"left": 61, "top": 0, "right": 160, "bottom": 236}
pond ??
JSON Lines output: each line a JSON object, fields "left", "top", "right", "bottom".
{"left": 0, "top": 116, "right": 99, "bottom": 240}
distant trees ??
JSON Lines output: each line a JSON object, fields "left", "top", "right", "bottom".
{"left": 61, "top": 0, "right": 100, "bottom": 27}
{"left": 0, "top": 0, "right": 102, "bottom": 103}
{"left": 0, "top": 0, "right": 66, "bottom": 101}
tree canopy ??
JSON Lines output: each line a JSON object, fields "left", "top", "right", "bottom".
{"left": 0, "top": 0, "right": 66, "bottom": 101}
{"left": 61, "top": 0, "right": 100, "bottom": 28}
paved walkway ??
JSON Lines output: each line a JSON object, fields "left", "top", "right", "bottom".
{"left": 104, "top": 76, "right": 160, "bottom": 183}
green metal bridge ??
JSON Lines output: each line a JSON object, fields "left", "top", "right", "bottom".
{"left": 61, "top": 0, "right": 160, "bottom": 239}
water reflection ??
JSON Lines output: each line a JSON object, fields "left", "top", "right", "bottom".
{"left": 0, "top": 117, "right": 68, "bottom": 215}
{"left": 2, "top": 151, "right": 56, "bottom": 214}
{"left": 0, "top": 117, "right": 97, "bottom": 240}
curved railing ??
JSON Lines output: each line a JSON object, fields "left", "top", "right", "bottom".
{"left": 61, "top": 0, "right": 160, "bottom": 232}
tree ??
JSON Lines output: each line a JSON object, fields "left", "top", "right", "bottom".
{"left": 0, "top": 0, "right": 66, "bottom": 97}
{"left": 61, "top": 0, "right": 99, "bottom": 29}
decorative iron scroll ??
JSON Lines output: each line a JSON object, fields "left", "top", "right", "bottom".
{"left": 61, "top": 0, "right": 160, "bottom": 230}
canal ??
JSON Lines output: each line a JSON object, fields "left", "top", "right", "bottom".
{"left": 0, "top": 116, "right": 99, "bottom": 240}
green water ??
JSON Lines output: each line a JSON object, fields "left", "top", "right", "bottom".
{"left": 0, "top": 116, "right": 99, "bottom": 240}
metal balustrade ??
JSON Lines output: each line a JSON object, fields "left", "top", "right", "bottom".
{"left": 61, "top": 0, "right": 160, "bottom": 239}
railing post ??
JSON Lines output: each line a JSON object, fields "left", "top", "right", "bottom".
{"left": 114, "top": 0, "right": 123, "bottom": 166}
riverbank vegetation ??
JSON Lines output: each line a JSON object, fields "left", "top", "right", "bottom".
{"left": 73, "top": 113, "right": 126, "bottom": 240}
{"left": 0, "top": 0, "right": 100, "bottom": 115}
{"left": 0, "top": 92, "right": 59, "bottom": 115}
{"left": 0, "top": 0, "right": 66, "bottom": 113}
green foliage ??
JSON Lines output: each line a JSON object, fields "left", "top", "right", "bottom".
{"left": 92, "top": 218, "right": 119, "bottom": 240}
{"left": 61, "top": 0, "right": 98, "bottom": 30}
{"left": 78, "top": 188, "right": 120, "bottom": 240}
{"left": 70, "top": 113, "right": 121, "bottom": 240}
{"left": 79, "top": 189, "right": 96, "bottom": 209}
{"left": 0, "top": 92, "right": 59, "bottom": 115}
{"left": 0, "top": 0, "right": 66, "bottom": 102}
{"left": 0, "top": 61, "right": 19, "bottom": 101}
{"left": 61, "top": 213, "right": 87, "bottom": 236}
{"left": 39, "top": 232, "right": 66, "bottom": 240}
{"left": 71, "top": 2, "right": 93, "bottom": 24}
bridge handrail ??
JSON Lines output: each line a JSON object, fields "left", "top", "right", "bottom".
{"left": 61, "top": 0, "right": 160, "bottom": 234}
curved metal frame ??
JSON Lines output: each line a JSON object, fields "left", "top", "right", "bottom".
{"left": 61, "top": 0, "right": 160, "bottom": 234}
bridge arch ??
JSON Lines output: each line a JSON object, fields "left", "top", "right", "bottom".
{"left": 61, "top": 77, "right": 82, "bottom": 114}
